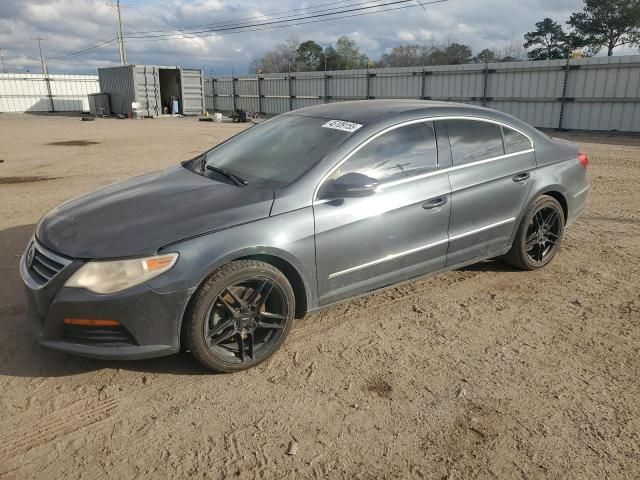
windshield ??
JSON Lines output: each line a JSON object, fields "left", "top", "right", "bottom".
{"left": 202, "top": 115, "right": 355, "bottom": 187}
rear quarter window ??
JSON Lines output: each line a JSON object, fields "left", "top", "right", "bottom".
{"left": 502, "top": 126, "right": 532, "bottom": 154}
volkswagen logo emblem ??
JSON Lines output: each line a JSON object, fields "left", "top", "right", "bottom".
{"left": 26, "top": 243, "right": 35, "bottom": 269}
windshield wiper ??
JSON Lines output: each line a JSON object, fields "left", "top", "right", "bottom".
{"left": 197, "top": 153, "right": 248, "bottom": 186}
{"left": 205, "top": 164, "right": 248, "bottom": 186}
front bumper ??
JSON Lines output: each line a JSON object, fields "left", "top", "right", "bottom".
{"left": 21, "top": 242, "right": 193, "bottom": 361}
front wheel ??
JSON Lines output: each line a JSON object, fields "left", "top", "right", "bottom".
{"left": 504, "top": 195, "right": 565, "bottom": 270}
{"left": 183, "top": 260, "right": 295, "bottom": 372}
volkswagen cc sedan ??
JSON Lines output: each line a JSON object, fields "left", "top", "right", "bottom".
{"left": 21, "top": 100, "right": 589, "bottom": 372}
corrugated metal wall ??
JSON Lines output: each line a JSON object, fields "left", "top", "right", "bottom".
{"left": 205, "top": 55, "right": 640, "bottom": 132}
{"left": 98, "top": 66, "right": 135, "bottom": 115}
{"left": 180, "top": 68, "right": 205, "bottom": 115}
{"left": 133, "top": 65, "right": 161, "bottom": 117}
{"left": 0, "top": 73, "right": 99, "bottom": 112}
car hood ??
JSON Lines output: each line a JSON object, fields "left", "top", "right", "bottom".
{"left": 36, "top": 166, "right": 274, "bottom": 259}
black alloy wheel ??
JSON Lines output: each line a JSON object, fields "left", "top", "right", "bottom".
{"left": 524, "top": 205, "right": 562, "bottom": 265}
{"left": 204, "top": 277, "right": 287, "bottom": 363}
{"left": 184, "top": 260, "right": 295, "bottom": 372}
{"left": 504, "top": 195, "right": 565, "bottom": 270}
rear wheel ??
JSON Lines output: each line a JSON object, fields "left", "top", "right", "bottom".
{"left": 184, "top": 260, "right": 295, "bottom": 372}
{"left": 504, "top": 195, "right": 565, "bottom": 270}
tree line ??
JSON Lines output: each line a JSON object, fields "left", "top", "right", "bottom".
{"left": 524, "top": 0, "right": 639, "bottom": 60}
{"left": 250, "top": 0, "right": 640, "bottom": 73}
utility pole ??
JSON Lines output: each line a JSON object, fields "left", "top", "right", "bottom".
{"left": 32, "top": 36, "right": 54, "bottom": 112}
{"left": 116, "top": 30, "right": 124, "bottom": 65}
{"left": 108, "top": 0, "right": 127, "bottom": 65}
{"left": 33, "top": 36, "right": 48, "bottom": 75}
{"left": 0, "top": 48, "right": 5, "bottom": 73}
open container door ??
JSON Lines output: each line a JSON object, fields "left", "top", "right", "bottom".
{"left": 133, "top": 65, "right": 161, "bottom": 117}
{"left": 179, "top": 68, "right": 205, "bottom": 115}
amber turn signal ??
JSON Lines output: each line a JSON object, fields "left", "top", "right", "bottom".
{"left": 145, "top": 256, "right": 176, "bottom": 271}
{"left": 63, "top": 318, "right": 121, "bottom": 327}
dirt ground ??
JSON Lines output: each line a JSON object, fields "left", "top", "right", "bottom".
{"left": 0, "top": 113, "right": 638, "bottom": 479}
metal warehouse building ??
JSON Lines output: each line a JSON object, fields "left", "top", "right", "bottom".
{"left": 98, "top": 65, "right": 205, "bottom": 117}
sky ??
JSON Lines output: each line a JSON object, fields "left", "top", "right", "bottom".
{"left": 0, "top": 0, "right": 635, "bottom": 75}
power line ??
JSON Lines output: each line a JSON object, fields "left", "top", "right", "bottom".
{"left": 48, "top": 0, "right": 363, "bottom": 62}
{"left": 125, "top": 0, "right": 433, "bottom": 40}
{"left": 150, "top": 0, "right": 404, "bottom": 37}
{"left": 126, "top": 0, "right": 448, "bottom": 43}
{"left": 127, "top": 0, "right": 363, "bottom": 36}
{"left": 47, "top": 0, "right": 447, "bottom": 62}
{"left": 48, "top": 38, "right": 118, "bottom": 61}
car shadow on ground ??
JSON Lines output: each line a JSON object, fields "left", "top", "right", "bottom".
{"left": 457, "top": 258, "right": 521, "bottom": 273}
{"left": 0, "top": 223, "right": 519, "bottom": 379}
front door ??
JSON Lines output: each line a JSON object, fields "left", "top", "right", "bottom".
{"left": 313, "top": 121, "right": 452, "bottom": 306}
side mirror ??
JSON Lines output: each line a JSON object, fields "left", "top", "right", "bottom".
{"left": 324, "top": 172, "right": 379, "bottom": 198}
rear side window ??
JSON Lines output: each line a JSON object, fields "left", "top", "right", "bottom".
{"left": 502, "top": 126, "right": 532, "bottom": 154}
{"left": 444, "top": 120, "right": 504, "bottom": 166}
{"left": 337, "top": 121, "right": 438, "bottom": 183}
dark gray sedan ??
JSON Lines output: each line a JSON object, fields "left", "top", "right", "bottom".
{"left": 21, "top": 100, "right": 589, "bottom": 372}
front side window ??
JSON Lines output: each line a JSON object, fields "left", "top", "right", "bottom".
{"left": 502, "top": 126, "right": 532, "bottom": 154}
{"left": 334, "top": 122, "right": 438, "bottom": 183}
{"left": 445, "top": 119, "right": 504, "bottom": 166}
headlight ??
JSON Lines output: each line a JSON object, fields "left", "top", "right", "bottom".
{"left": 64, "top": 253, "right": 178, "bottom": 294}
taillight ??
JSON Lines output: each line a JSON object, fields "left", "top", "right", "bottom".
{"left": 578, "top": 152, "right": 589, "bottom": 168}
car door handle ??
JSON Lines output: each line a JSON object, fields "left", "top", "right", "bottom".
{"left": 512, "top": 172, "right": 530, "bottom": 183}
{"left": 422, "top": 197, "right": 447, "bottom": 210}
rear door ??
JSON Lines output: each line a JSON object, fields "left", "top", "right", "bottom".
{"left": 441, "top": 119, "right": 536, "bottom": 266}
{"left": 313, "top": 121, "right": 452, "bottom": 306}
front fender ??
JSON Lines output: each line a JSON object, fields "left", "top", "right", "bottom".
{"left": 147, "top": 207, "right": 317, "bottom": 310}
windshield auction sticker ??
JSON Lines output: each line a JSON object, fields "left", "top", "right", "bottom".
{"left": 321, "top": 119, "right": 363, "bottom": 133}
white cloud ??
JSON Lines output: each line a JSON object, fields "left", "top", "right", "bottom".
{"left": 176, "top": 0, "right": 225, "bottom": 20}
{"left": 397, "top": 32, "right": 416, "bottom": 42}
{"left": 1, "top": 0, "right": 617, "bottom": 75}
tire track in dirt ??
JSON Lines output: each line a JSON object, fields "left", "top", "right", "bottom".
{"left": 0, "top": 396, "right": 118, "bottom": 473}
{"left": 80, "top": 374, "right": 223, "bottom": 480}
{"left": 0, "top": 374, "right": 191, "bottom": 478}
{"left": 0, "top": 241, "right": 607, "bottom": 478}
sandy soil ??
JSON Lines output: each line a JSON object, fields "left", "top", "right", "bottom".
{"left": 0, "top": 114, "right": 638, "bottom": 479}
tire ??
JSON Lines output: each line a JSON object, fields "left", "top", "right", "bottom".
{"left": 183, "top": 260, "right": 295, "bottom": 373}
{"left": 504, "top": 195, "right": 565, "bottom": 271}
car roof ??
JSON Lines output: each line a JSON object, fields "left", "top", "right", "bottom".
{"left": 285, "top": 99, "right": 494, "bottom": 124}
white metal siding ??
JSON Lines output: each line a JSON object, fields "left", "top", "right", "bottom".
{"left": 205, "top": 55, "right": 640, "bottom": 132}
{"left": 0, "top": 73, "right": 99, "bottom": 113}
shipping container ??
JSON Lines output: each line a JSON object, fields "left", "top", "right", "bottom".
{"left": 98, "top": 65, "right": 205, "bottom": 117}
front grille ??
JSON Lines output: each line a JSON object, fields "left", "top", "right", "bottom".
{"left": 27, "top": 241, "right": 71, "bottom": 287}
{"left": 63, "top": 324, "right": 138, "bottom": 346}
